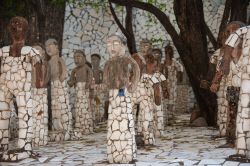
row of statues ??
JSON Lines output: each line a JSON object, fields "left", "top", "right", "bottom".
{"left": 0, "top": 16, "right": 184, "bottom": 163}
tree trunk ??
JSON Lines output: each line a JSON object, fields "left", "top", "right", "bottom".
{"left": 110, "top": 0, "right": 218, "bottom": 125}
{"left": 108, "top": 0, "right": 137, "bottom": 54}
{"left": 0, "top": 0, "right": 65, "bottom": 51}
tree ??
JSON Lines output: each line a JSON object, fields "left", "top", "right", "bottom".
{"left": 0, "top": 0, "right": 66, "bottom": 50}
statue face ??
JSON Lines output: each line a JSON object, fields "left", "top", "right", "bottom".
{"left": 107, "top": 36, "right": 124, "bottom": 57}
{"left": 8, "top": 17, "right": 28, "bottom": 41}
{"left": 91, "top": 56, "right": 100, "bottom": 68}
{"left": 45, "top": 43, "right": 59, "bottom": 57}
{"left": 164, "top": 46, "right": 173, "bottom": 60}
{"left": 33, "top": 45, "right": 45, "bottom": 60}
{"left": 74, "top": 52, "right": 85, "bottom": 67}
{"left": 147, "top": 60, "right": 157, "bottom": 74}
{"left": 140, "top": 42, "right": 152, "bottom": 54}
{"left": 152, "top": 50, "right": 162, "bottom": 64}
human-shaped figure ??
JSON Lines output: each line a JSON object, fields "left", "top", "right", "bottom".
{"left": 217, "top": 24, "right": 250, "bottom": 160}
{"left": 68, "top": 50, "right": 93, "bottom": 135}
{"left": 152, "top": 48, "right": 162, "bottom": 71}
{"left": 0, "top": 16, "right": 43, "bottom": 161}
{"left": 93, "top": 33, "right": 140, "bottom": 163}
{"left": 140, "top": 39, "right": 152, "bottom": 58}
{"left": 90, "top": 53, "right": 105, "bottom": 123}
{"left": 161, "top": 44, "right": 183, "bottom": 119}
{"left": 208, "top": 22, "right": 244, "bottom": 138}
{"left": 131, "top": 53, "right": 155, "bottom": 145}
{"left": 151, "top": 48, "right": 166, "bottom": 136}
{"left": 45, "top": 38, "right": 72, "bottom": 141}
{"left": 32, "top": 43, "right": 49, "bottom": 147}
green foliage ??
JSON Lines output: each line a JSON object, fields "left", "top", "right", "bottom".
{"left": 151, "top": 37, "right": 164, "bottom": 46}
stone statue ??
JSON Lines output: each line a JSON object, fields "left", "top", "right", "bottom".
{"left": 0, "top": 16, "right": 43, "bottom": 161}
{"left": 211, "top": 23, "right": 250, "bottom": 160}
{"left": 160, "top": 44, "right": 183, "bottom": 121}
{"left": 210, "top": 22, "right": 245, "bottom": 145}
{"left": 93, "top": 32, "right": 140, "bottom": 164}
{"left": 152, "top": 48, "right": 162, "bottom": 71}
{"left": 45, "top": 38, "right": 72, "bottom": 141}
{"left": 131, "top": 53, "right": 155, "bottom": 145}
{"left": 32, "top": 44, "right": 49, "bottom": 147}
{"left": 90, "top": 53, "right": 106, "bottom": 123}
{"left": 209, "top": 23, "right": 244, "bottom": 138}
{"left": 139, "top": 39, "right": 152, "bottom": 57}
{"left": 68, "top": 50, "right": 93, "bottom": 135}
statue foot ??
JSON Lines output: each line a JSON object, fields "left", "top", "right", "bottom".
{"left": 227, "top": 154, "right": 250, "bottom": 163}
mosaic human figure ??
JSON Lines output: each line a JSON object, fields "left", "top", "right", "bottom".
{"left": 209, "top": 23, "right": 243, "bottom": 137}
{"left": 160, "top": 44, "right": 183, "bottom": 123}
{"left": 68, "top": 50, "right": 93, "bottom": 135}
{"left": 93, "top": 33, "right": 140, "bottom": 163}
{"left": 32, "top": 44, "right": 49, "bottom": 146}
{"left": 131, "top": 53, "right": 155, "bottom": 145}
{"left": 0, "top": 16, "right": 43, "bottom": 161}
{"left": 152, "top": 48, "right": 167, "bottom": 136}
{"left": 45, "top": 38, "right": 72, "bottom": 141}
{"left": 90, "top": 53, "right": 105, "bottom": 123}
{"left": 140, "top": 39, "right": 153, "bottom": 57}
{"left": 211, "top": 23, "right": 250, "bottom": 160}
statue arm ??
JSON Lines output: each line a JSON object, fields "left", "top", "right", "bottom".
{"left": 86, "top": 67, "right": 93, "bottom": 89}
{"left": 67, "top": 68, "right": 76, "bottom": 87}
{"left": 59, "top": 58, "right": 67, "bottom": 82}
{"left": 91, "top": 62, "right": 108, "bottom": 91}
{"left": 128, "top": 56, "right": 140, "bottom": 93}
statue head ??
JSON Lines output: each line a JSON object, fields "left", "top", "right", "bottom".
{"left": 152, "top": 48, "right": 162, "bottom": 66}
{"left": 221, "top": 21, "right": 246, "bottom": 75}
{"left": 222, "top": 21, "right": 245, "bottom": 44}
{"left": 33, "top": 43, "right": 45, "bottom": 60}
{"left": 164, "top": 44, "right": 174, "bottom": 60}
{"left": 8, "top": 16, "right": 28, "bottom": 42}
{"left": 91, "top": 53, "right": 101, "bottom": 69}
{"left": 73, "top": 50, "right": 86, "bottom": 67}
{"left": 145, "top": 53, "right": 157, "bottom": 74}
{"left": 106, "top": 32, "right": 126, "bottom": 58}
{"left": 45, "top": 38, "right": 59, "bottom": 57}
{"left": 140, "top": 39, "right": 152, "bottom": 55}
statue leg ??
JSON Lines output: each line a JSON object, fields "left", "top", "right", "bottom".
{"left": 140, "top": 98, "right": 155, "bottom": 145}
{"left": 107, "top": 89, "right": 136, "bottom": 164}
{"left": 16, "top": 90, "right": 33, "bottom": 152}
{"left": 0, "top": 88, "right": 12, "bottom": 152}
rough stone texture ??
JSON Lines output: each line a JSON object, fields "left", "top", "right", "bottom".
{"left": 32, "top": 88, "right": 48, "bottom": 147}
{"left": 176, "top": 84, "right": 189, "bottom": 113}
{"left": 0, "top": 46, "right": 42, "bottom": 161}
{"left": 107, "top": 89, "right": 136, "bottom": 164}
{"left": 225, "top": 26, "right": 250, "bottom": 158}
{"left": 9, "top": 101, "right": 18, "bottom": 139}
{"left": 50, "top": 80, "right": 72, "bottom": 141}
{"left": 61, "top": 0, "right": 226, "bottom": 110}
{"left": 163, "top": 59, "right": 183, "bottom": 117}
{"left": 210, "top": 49, "right": 229, "bottom": 137}
{"left": 131, "top": 74, "right": 155, "bottom": 145}
{"left": 152, "top": 72, "right": 166, "bottom": 137}
{"left": 74, "top": 82, "right": 93, "bottom": 135}
{"left": 1, "top": 114, "right": 246, "bottom": 166}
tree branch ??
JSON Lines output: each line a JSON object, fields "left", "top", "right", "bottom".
{"left": 125, "top": 6, "right": 137, "bottom": 53}
{"left": 108, "top": 0, "right": 129, "bottom": 38}
{"left": 204, "top": 22, "right": 217, "bottom": 49}
{"left": 109, "top": 0, "right": 184, "bottom": 53}
{"left": 217, "top": 0, "right": 232, "bottom": 48}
